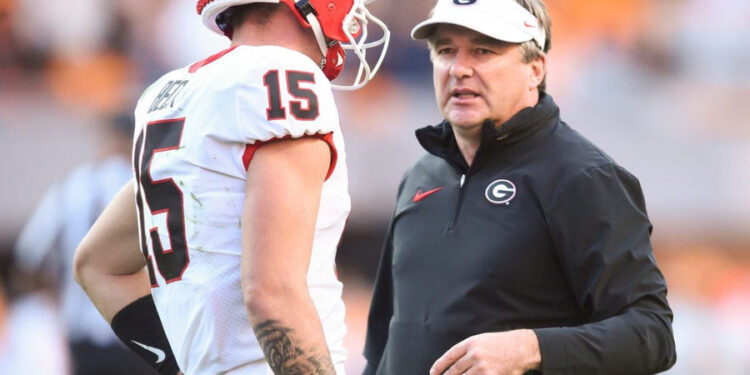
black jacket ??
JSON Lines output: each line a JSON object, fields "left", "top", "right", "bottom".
{"left": 363, "top": 94, "right": 676, "bottom": 375}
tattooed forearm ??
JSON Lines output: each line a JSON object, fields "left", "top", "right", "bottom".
{"left": 253, "top": 320, "right": 335, "bottom": 375}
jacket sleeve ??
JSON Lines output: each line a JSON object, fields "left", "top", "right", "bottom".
{"left": 534, "top": 164, "right": 676, "bottom": 375}
{"left": 362, "top": 219, "right": 394, "bottom": 375}
{"left": 363, "top": 174, "right": 409, "bottom": 375}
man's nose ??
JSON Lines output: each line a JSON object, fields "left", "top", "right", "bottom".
{"left": 449, "top": 51, "right": 473, "bottom": 79}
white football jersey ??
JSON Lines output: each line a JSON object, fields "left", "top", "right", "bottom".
{"left": 132, "top": 45, "right": 350, "bottom": 375}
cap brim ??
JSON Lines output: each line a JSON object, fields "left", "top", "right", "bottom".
{"left": 411, "top": 14, "right": 533, "bottom": 44}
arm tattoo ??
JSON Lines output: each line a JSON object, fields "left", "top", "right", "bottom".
{"left": 253, "top": 320, "right": 335, "bottom": 375}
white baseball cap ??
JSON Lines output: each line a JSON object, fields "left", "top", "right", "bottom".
{"left": 411, "top": 0, "right": 546, "bottom": 50}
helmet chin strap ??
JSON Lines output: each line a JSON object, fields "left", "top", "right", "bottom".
{"left": 292, "top": 0, "right": 342, "bottom": 80}
{"left": 305, "top": 14, "right": 332, "bottom": 64}
{"left": 305, "top": 13, "right": 345, "bottom": 81}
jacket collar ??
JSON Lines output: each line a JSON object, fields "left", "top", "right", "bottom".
{"left": 416, "top": 93, "right": 560, "bottom": 173}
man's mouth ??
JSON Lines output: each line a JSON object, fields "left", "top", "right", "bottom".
{"left": 450, "top": 88, "right": 480, "bottom": 100}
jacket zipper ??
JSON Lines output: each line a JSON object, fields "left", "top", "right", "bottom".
{"left": 448, "top": 174, "right": 466, "bottom": 230}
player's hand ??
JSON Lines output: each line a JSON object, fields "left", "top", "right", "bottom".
{"left": 429, "top": 329, "right": 541, "bottom": 375}
{"left": 176, "top": 371, "right": 183, "bottom": 375}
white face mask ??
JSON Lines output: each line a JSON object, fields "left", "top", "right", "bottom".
{"left": 304, "top": 0, "right": 390, "bottom": 91}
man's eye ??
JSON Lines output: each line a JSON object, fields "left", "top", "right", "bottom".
{"left": 437, "top": 48, "right": 454, "bottom": 55}
{"left": 477, "top": 48, "right": 493, "bottom": 55}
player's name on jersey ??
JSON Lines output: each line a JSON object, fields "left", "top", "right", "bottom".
{"left": 149, "top": 80, "right": 190, "bottom": 114}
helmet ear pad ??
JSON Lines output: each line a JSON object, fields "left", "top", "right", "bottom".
{"left": 321, "top": 43, "right": 346, "bottom": 80}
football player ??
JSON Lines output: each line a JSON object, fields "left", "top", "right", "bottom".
{"left": 73, "top": 1, "right": 389, "bottom": 374}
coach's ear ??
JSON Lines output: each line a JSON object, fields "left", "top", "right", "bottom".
{"left": 527, "top": 53, "right": 546, "bottom": 92}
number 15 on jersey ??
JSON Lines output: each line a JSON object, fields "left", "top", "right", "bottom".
{"left": 133, "top": 118, "right": 189, "bottom": 286}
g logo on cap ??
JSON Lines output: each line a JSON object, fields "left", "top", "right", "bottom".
{"left": 453, "top": 0, "right": 477, "bottom": 5}
{"left": 485, "top": 179, "right": 516, "bottom": 205}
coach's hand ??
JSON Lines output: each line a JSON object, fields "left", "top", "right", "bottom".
{"left": 430, "top": 329, "right": 541, "bottom": 375}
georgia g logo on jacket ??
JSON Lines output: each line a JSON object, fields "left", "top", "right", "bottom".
{"left": 485, "top": 179, "right": 516, "bottom": 205}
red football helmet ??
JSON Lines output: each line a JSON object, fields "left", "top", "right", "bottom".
{"left": 197, "top": 0, "right": 389, "bottom": 90}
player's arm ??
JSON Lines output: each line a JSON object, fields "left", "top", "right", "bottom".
{"left": 74, "top": 179, "right": 181, "bottom": 375}
{"left": 242, "top": 136, "right": 335, "bottom": 375}
{"left": 74, "top": 179, "right": 149, "bottom": 321}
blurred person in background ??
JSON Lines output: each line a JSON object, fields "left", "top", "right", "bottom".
{"left": 364, "top": 0, "right": 675, "bottom": 374}
{"left": 73, "top": 0, "right": 388, "bottom": 374}
{"left": 12, "top": 113, "right": 160, "bottom": 375}
{"left": 0, "top": 246, "right": 69, "bottom": 374}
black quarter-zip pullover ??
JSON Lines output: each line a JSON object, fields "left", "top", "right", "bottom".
{"left": 364, "top": 94, "right": 676, "bottom": 375}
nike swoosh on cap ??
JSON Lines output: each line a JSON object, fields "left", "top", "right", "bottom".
{"left": 413, "top": 187, "right": 443, "bottom": 203}
{"left": 131, "top": 340, "right": 166, "bottom": 364}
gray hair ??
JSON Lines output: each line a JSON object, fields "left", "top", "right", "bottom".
{"left": 515, "top": 0, "right": 551, "bottom": 93}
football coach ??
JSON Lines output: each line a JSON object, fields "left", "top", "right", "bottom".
{"left": 363, "top": 0, "right": 676, "bottom": 374}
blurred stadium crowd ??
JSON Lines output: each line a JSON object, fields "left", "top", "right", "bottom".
{"left": 1, "top": 0, "right": 749, "bottom": 373}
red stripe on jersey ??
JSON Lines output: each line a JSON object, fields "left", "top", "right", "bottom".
{"left": 189, "top": 45, "right": 239, "bottom": 73}
{"left": 243, "top": 133, "right": 338, "bottom": 180}
{"left": 320, "top": 132, "right": 337, "bottom": 179}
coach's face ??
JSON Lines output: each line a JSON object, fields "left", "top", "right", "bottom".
{"left": 430, "top": 24, "right": 545, "bottom": 132}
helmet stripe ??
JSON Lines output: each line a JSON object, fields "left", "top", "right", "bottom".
{"left": 196, "top": 0, "right": 216, "bottom": 15}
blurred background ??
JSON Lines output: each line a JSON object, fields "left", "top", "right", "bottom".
{"left": 1, "top": 0, "right": 749, "bottom": 374}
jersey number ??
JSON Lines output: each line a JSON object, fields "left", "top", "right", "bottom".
{"left": 263, "top": 70, "right": 319, "bottom": 121}
{"left": 134, "top": 118, "right": 189, "bottom": 285}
